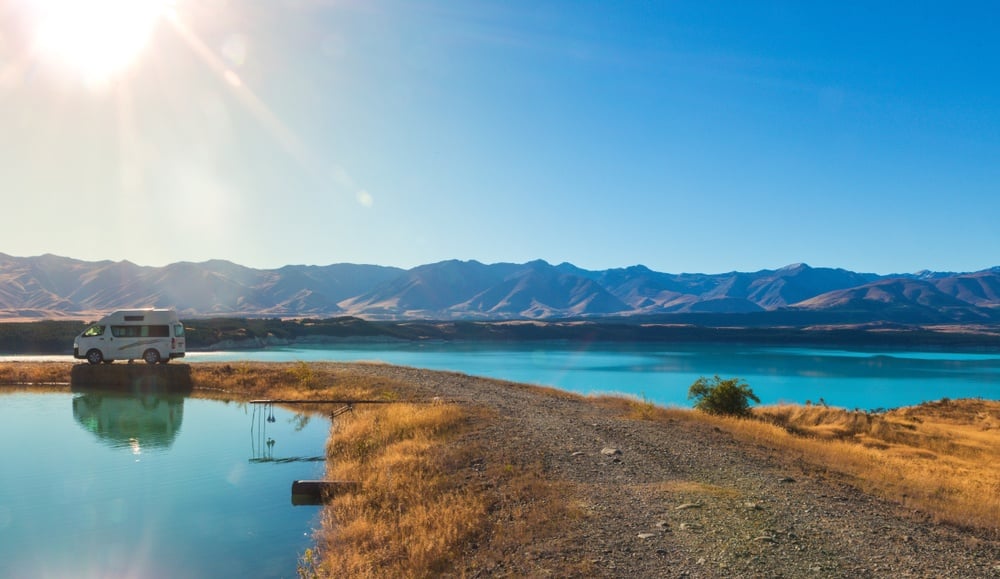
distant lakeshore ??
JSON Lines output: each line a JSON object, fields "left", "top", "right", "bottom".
{"left": 2, "top": 316, "right": 1000, "bottom": 355}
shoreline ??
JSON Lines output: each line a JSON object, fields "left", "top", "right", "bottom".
{"left": 4, "top": 343, "right": 999, "bottom": 413}
{"left": 6, "top": 334, "right": 1000, "bottom": 358}
{"left": 4, "top": 317, "right": 1000, "bottom": 356}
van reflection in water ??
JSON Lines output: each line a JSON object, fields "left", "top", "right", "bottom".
{"left": 72, "top": 392, "right": 185, "bottom": 452}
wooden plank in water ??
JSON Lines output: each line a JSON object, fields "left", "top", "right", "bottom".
{"left": 291, "top": 480, "right": 361, "bottom": 506}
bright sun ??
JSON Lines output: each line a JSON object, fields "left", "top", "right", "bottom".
{"left": 29, "top": 0, "right": 172, "bottom": 84}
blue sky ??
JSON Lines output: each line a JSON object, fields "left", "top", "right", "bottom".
{"left": 1, "top": 1, "right": 998, "bottom": 275}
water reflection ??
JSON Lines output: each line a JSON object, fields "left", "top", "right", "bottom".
{"left": 70, "top": 363, "right": 193, "bottom": 393}
{"left": 1, "top": 391, "right": 328, "bottom": 578}
{"left": 249, "top": 402, "right": 325, "bottom": 464}
{"left": 72, "top": 391, "right": 184, "bottom": 451}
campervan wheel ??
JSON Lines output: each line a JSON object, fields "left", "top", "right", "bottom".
{"left": 143, "top": 349, "right": 161, "bottom": 365}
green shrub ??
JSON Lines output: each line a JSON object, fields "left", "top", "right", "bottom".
{"left": 688, "top": 375, "right": 760, "bottom": 417}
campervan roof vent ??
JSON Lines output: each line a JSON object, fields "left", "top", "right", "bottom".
{"left": 124, "top": 315, "right": 145, "bottom": 322}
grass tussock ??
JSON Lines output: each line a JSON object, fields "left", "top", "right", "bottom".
{"left": 595, "top": 390, "right": 1000, "bottom": 537}
{"left": 643, "top": 480, "right": 741, "bottom": 498}
{"left": 591, "top": 393, "right": 690, "bottom": 422}
{"left": 196, "top": 362, "right": 537, "bottom": 576}
{"left": 309, "top": 402, "right": 483, "bottom": 577}
{"left": 310, "top": 400, "right": 579, "bottom": 578}
{"left": 0, "top": 362, "right": 70, "bottom": 385}
{"left": 188, "top": 361, "right": 405, "bottom": 403}
{"left": 712, "top": 399, "right": 1000, "bottom": 536}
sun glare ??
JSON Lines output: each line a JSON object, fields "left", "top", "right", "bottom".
{"left": 28, "top": 0, "right": 172, "bottom": 84}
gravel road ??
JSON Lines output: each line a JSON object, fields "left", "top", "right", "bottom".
{"left": 336, "top": 363, "right": 1000, "bottom": 578}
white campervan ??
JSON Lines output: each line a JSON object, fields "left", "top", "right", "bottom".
{"left": 74, "top": 309, "right": 186, "bottom": 365}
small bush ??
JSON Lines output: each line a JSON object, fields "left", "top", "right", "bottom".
{"left": 292, "top": 361, "right": 317, "bottom": 389}
{"left": 688, "top": 375, "right": 760, "bottom": 417}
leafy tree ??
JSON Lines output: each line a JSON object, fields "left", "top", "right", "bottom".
{"left": 688, "top": 375, "right": 760, "bottom": 417}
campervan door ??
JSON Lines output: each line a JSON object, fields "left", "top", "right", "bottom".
{"left": 74, "top": 309, "right": 186, "bottom": 365}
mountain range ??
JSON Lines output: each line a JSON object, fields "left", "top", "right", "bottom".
{"left": 1, "top": 253, "right": 999, "bottom": 324}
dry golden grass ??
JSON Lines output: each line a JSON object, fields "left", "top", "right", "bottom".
{"left": 310, "top": 402, "right": 484, "bottom": 577}
{"left": 639, "top": 480, "right": 741, "bottom": 498}
{"left": 593, "top": 390, "right": 1000, "bottom": 537}
{"left": 309, "top": 400, "right": 580, "bottom": 578}
{"left": 0, "top": 362, "right": 71, "bottom": 385}
{"left": 591, "top": 392, "right": 691, "bottom": 422}
{"left": 188, "top": 361, "right": 407, "bottom": 403}
{"left": 709, "top": 399, "right": 1000, "bottom": 536}
{"left": 197, "top": 359, "right": 542, "bottom": 575}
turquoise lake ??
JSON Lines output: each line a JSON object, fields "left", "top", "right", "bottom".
{"left": 6, "top": 343, "right": 997, "bottom": 409}
{"left": 184, "top": 342, "right": 1000, "bottom": 410}
{"left": 0, "top": 391, "right": 328, "bottom": 579}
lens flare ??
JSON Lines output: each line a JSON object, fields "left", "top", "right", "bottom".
{"left": 28, "top": 0, "right": 171, "bottom": 84}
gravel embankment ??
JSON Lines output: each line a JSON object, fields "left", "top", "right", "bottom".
{"left": 339, "top": 363, "right": 999, "bottom": 578}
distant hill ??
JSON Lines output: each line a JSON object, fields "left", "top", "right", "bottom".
{"left": 1, "top": 253, "right": 998, "bottom": 324}
{"left": 791, "top": 278, "right": 999, "bottom": 323}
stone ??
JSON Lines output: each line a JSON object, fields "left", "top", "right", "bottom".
{"left": 675, "top": 502, "right": 702, "bottom": 510}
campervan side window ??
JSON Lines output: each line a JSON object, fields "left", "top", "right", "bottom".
{"left": 174, "top": 324, "right": 185, "bottom": 337}
{"left": 82, "top": 325, "right": 104, "bottom": 337}
{"left": 111, "top": 325, "right": 170, "bottom": 338}
{"left": 124, "top": 315, "right": 145, "bottom": 322}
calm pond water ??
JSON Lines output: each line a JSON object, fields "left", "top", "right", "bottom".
{"left": 184, "top": 342, "right": 1000, "bottom": 410}
{"left": 0, "top": 390, "right": 328, "bottom": 579}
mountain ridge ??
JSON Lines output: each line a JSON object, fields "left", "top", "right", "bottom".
{"left": 1, "top": 253, "right": 998, "bottom": 323}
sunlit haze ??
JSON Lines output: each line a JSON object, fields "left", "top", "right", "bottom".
{"left": 1, "top": 1, "right": 998, "bottom": 275}
{"left": 26, "top": 0, "right": 171, "bottom": 85}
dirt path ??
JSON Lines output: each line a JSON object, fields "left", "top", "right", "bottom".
{"left": 337, "top": 363, "right": 999, "bottom": 578}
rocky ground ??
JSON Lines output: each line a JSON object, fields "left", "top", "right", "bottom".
{"left": 335, "top": 363, "right": 1000, "bottom": 578}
